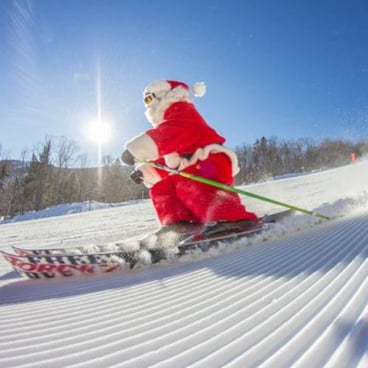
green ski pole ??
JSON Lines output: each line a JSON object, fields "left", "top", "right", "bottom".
{"left": 140, "top": 160, "right": 330, "bottom": 220}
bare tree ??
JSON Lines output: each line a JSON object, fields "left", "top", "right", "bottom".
{"left": 55, "top": 136, "right": 79, "bottom": 169}
{"left": 50, "top": 136, "right": 80, "bottom": 203}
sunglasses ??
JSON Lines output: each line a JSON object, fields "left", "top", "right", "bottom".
{"left": 143, "top": 92, "right": 156, "bottom": 106}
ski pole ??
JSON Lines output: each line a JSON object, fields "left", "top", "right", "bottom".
{"left": 140, "top": 160, "right": 330, "bottom": 220}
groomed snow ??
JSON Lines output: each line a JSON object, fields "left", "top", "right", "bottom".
{"left": 1, "top": 159, "right": 368, "bottom": 367}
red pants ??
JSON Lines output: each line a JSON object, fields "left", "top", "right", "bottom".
{"left": 149, "top": 153, "right": 258, "bottom": 225}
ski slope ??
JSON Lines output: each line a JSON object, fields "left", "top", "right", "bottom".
{"left": 1, "top": 159, "right": 368, "bottom": 367}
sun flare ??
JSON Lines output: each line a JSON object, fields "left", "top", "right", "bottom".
{"left": 87, "top": 119, "right": 112, "bottom": 145}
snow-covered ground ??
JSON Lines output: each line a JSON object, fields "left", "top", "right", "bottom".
{"left": 1, "top": 159, "right": 368, "bottom": 367}
{"left": 0, "top": 200, "right": 141, "bottom": 224}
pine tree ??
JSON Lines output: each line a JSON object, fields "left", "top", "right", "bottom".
{"left": 23, "top": 139, "right": 53, "bottom": 211}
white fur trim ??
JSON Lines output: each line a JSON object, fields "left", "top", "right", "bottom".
{"left": 143, "top": 80, "right": 171, "bottom": 99}
{"left": 178, "top": 144, "right": 240, "bottom": 176}
{"left": 193, "top": 82, "right": 206, "bottom": 97}
{"left": 125, "top": 132, "right": 159, "bottom": 161}
{"left": 135, "top": 163, "right": 162, "bottom": 188}
{"left": 164, "top": 152, "right": 182, "bottom": 169}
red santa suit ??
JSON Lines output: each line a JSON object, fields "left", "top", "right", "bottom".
{"left": 125, "top": 80, "right": 258, "bottom": 225}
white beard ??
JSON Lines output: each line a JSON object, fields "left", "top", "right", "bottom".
{"left": 145, "top": 102, "right": 164, "bottom": 126}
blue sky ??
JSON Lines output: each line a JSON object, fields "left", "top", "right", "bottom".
{"left": 1, "top": 0, "right": 368, "bottom": 166}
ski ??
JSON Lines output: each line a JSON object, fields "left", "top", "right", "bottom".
{"left": 2, "top": 210, "right": 294, "bottom": 279}
{"left": 261, "top": 209, "right": 294, "bottom": 223}
{"left": 0, "top": 250, "right": 134, "bottom": 279}
{"left": 177, "top": 220, "right": 264, "bottom": 252}
{"left": 11, "top": 245, "right": 121, "bottom": 257}
{"left": 178, "top": 209, "right": 293, "bottom": 247}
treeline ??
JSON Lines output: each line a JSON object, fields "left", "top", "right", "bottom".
{"left": 234, "top": 136, "right": 367, "bottom": 184}
{"left": 0, "top": 137, "right": 148, "bottom": 218}
{"left": 0, "top": 136, "right": 367, "bottom": 218}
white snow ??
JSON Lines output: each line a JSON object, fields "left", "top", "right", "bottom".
{"left": 1, "top": 200, "right": 139, "bottom": 224}
{"left": 1, "top": 159, "right": 368, "bottom": 367}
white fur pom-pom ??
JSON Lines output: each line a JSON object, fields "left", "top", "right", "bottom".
{"left": 193, "top": 82, "right": 206, "bottom": 97}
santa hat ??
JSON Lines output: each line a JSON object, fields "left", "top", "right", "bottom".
{"left": 144, "top": 80, "right": 207, "bottom": 99}
{"left": 143, "top": 80, "right": 207, "bottom": 126}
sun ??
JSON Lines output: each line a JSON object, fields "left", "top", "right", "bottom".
{"left": 87, "top": 119, "right": 112, "bottom": 145}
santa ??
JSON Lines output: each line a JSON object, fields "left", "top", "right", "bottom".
{"left": 121, "top": 79, "right": 258, "bottom": 229}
